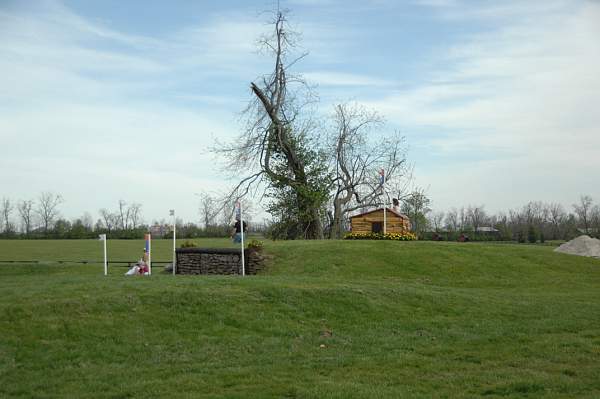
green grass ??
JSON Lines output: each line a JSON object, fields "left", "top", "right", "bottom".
{"left": 1, "top": 239, "right": 599, "bottom": 398}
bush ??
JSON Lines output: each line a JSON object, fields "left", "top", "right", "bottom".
{"left": 179, "top": 240, "right": 197, "bottom": 248}
{"left": 247, "top": 239, "right": 264, "bottom": 251}
{"left": 344, "top": 231, "right": 417, "bottom": 241}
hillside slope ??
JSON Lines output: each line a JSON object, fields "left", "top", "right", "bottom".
{"left": 1, "top": 240, "right": 599, "bottom": 398}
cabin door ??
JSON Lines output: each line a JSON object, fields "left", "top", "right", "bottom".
{"left": 372, "top": 222, "right": 382, "bottom": 233}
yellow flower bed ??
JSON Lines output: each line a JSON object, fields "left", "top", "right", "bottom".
{"left": 344, "top": 231, "right": 417, "bottom": 241}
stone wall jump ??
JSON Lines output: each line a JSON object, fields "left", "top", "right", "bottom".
{"left": 175, "top": 247, "right": 265, "bottom": 275}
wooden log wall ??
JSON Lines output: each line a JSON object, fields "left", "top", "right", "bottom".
{"left": 351, "top": 210, "right": 410, "bottom": 233}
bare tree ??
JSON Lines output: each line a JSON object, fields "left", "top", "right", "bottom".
{"left": 430, "top": 211, "right": 445, "bottom": 233}
{"left": 328, "top": 103, "right": 409, "bottom": 238}
{"left": 128, "top": 203, "right": 142, "bottom": 229}
{"left": 468, "top": 205, "right": 486, "bottom": 234}
{"left": 198, "top": 193, "right": 218, "bottom": 228}
{"left": 591, "top": 205, "right": 600, "bottom": 233}
{"left": 547, "top": 203, "right": 566, "bottom": 239}
{"left": 99, "top": 208, "right": 118, "bottom": 234}
{"left": 36, "top": 192, "right": 63, "bottom": 234}
{"left": 445, "top": 208, "right": 459, "bottom": 232}
{"left": 573, "top": 195, "right": 593, "bottom": 233}
{"left": 117, "top": 200, "right": 132, "bottom": 230}
{"left": 459, "top": 206, "right": 469, "bottom": 231}
{"left": 1, "top": 197, "right": 14, "bottom": 234}
{"left": 17, "top": 199, "right": 34, "bottom": 234}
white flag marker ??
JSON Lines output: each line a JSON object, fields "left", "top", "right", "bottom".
{"left": 99, "top": 234, "right": 107, "bottom": 276}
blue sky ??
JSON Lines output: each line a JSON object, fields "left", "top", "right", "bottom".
{"left": 1, "top": 0, "right": 599, "bottom": 224}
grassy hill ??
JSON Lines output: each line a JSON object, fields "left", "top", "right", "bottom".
{"left": 1, "top": 239, "right": 599, "bottom": 398}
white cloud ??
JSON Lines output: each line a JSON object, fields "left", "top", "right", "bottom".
{"left": 0, "top": 1, "right": 266, "bottom": 222}
{"left": 1, "top": 0, "right": 598, "bottom": 222}
{"left": 363, "top": 1, "right": 600, "bottom": 211}
{"left": 303, "top": 71, "right": 393, "bottom": 87}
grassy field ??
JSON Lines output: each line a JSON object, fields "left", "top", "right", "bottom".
{"left": 1, "top": 239, "right": 599, "bottom": 398}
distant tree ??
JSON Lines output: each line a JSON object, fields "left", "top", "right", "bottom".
{"left": 590, "top": 205, "right": 600, "bottom": 238}
{"left": 17, "top": 199, "right": 34, "bottom": 235}
{"left": 36, "top": 192, "right": 63, "bottom": 234}
{"left": 1, "top": 197, "right": 14, "bottom": 234}
{"left": 444, "top": 208, "right": 459, "bottom": 232}
{"left": 573, "top": 195, "right": 594, "bottom": 233}
{"left": 94, "top": 219, "right": 104, "bottom": 232}
{"left": 401, "top": 189, "right": 431, "bottom": 237}
{"left": 495, "top": 212, "right": 512, "bottom": 241}
{"left": 458, "top": 206, "right": 469, "bottom": 231}
{"left": 547, "top": 203, "right": 566, "bottom": 240}
{"left": 52, "top": 218, "right": 71, "bottom": 238}
{"left": 128, "top": 203, "right": 143, "bottom": 229}
{"left": 468, "top": 205, "right": 486, "bottom": 236}
{"left": 69, "top": 218, "right": 91, "bottom": 238}
{"left": 527, "top": 224, "right": 538, "bottom": 244}
{"left": 81, "top": 212, "right": 94, "bottom": 231}
{"left": 198, "top": 193, "right": 218, "bottom": 229}
{"left": 99, "top": 208, "right": 118, "bottom": 234}
{"left": 118, "top": 200, "right": 130, "bottom": 230}
{"left": 430, "top": 211, "right": 445, "bottom": 233}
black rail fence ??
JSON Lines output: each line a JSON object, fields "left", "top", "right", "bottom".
{"left": 0, "top": 260, "right": 172, "bottom": 267}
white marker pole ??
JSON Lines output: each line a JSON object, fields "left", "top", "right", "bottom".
{"left": 383, "top": 172, "right": 387, "bottom": 235}
{"left": 240, "top": 202, "right": 245, "bottom": 276}
{"left": 170, "top": 210, "right": 176, "bottom": 275}
{"left": 148, "top": 234, "right": 152, "bottom": 276}
{"left": 99, "top": 234, "right": 107, "bottom": 276}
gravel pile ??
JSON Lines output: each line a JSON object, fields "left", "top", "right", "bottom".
{"left": 554, "top": 235, "right": 600, "bottom": 258}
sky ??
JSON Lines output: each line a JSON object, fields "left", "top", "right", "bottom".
{"left": 0, "top": 0, "right": 599, "bottom": 224}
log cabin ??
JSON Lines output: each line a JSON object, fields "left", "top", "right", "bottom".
{"left": 350, "top": 207, "right": 411, "bottom": 234}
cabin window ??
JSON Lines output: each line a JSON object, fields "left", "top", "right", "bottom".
{"left": 372, "top": 222, "right": 382, "bottom": 233}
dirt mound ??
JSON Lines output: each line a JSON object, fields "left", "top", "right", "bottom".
{"left": 554, "top": 235, "right": 600, "bottom": 258}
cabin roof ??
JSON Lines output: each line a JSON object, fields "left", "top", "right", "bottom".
{"left": 349, "top": 207, "right": 409, "bottom": 220}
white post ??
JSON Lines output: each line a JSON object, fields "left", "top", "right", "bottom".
{"left": 100, "top": 234, "right": 107, "bottom": 276}
{"left": 170, "top": 210, "right": 176, "bottom": 275}
{"left": 240, "top": 202, "right": 245, "bottom": 276}
{"left": 148, "top": 234, "right": 152, "bottom": 276}
{"left": 383, "top": 174, "right": 387, "bottom": 235}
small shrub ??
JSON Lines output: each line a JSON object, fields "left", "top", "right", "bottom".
{"left": 179, "top": 240, "right": 197, "bottom": 248}
{"left": 344, "top": 231, "right": 417, "bottom": 241}
{"left": 247, "top": 239, "right": 264, "bottom": 251}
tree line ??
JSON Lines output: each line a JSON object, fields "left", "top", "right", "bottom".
{"left": 416, "top": 195, "right": 600, "bottom": 242}
{"left": 0, "top": 192, "right": 248, "bottom": 239}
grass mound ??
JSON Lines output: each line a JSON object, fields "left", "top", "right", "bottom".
{"left": 1, "top": 239, "right": 599, "bottom": 398}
